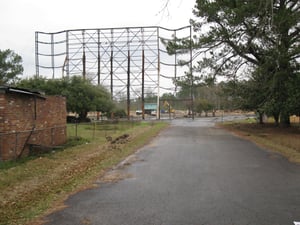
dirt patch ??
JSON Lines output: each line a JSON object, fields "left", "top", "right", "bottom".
{"left": 99, "top": 170, "right": 133, "bottom": 183}
{"left": 97, "top": 154, "right": 140, "bottom": 184}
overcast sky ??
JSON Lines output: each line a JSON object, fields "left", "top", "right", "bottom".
{"left": 0, "top": 0, "right": 195, "bottom": 77}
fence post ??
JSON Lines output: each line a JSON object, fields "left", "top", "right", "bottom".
{"left": 93, "top": 122, "right": 96, "bottom": 139}
{"left": 75, "top": 123, "right": 78, "bottom": 137}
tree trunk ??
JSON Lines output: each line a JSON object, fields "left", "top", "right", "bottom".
{"left": 212, "top": 109, "right": 216, "bottom": 117}
{"left": 273, "top": 112, "right": 280, "bottom": 126}
{"left": 280, "top": 112, "right": 290, "bottom": 127}
{"left": 257, "top": 110, "right": 264, "bottom": 124}
{"left": 79, "top": 111, "right": 88, "bottom": 121}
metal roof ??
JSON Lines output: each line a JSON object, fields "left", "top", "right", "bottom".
{"left": 0, "top": 86, "right": 46, "bottom": 99}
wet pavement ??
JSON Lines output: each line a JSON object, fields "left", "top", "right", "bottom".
{"left": 44, "top": 117, "right": 300, "bottom": 225}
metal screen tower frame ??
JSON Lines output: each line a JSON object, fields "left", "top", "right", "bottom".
{"left": 35, "top": 26, "right": 192, "bottom": 119}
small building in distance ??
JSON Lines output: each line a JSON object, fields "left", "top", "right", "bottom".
{"left": 144, "top": 103, "right": 157, "bottom": 115}
{"left": 0, "top": 86, "right": 67, "bottom": 161}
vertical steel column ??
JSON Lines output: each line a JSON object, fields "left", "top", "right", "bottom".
{"left": 156, "top": 27, "right": 161, "bottom": 120}
{"left": 82, "top": 30, "right": 86, "bottom": 80}
{"left": 110, "top": 29, "right": 114, "bottom": 99}
{"left": 189, "top": 25, "right": 194, "bottom": 120}
{"left": 97, "top": 29, "right": 101, "bottom": 85}
{"left": 66, "top": 31, "right": 69, "bottom": 77}
{"left": 174, "top": 30, "right": 177, "bottom": 93}
{"left": 127, "top": 29, "right": 131, "bottom": 120}
{"left": 51, "top": 34, "right": 55, "bottom": 79}
{"left": 142, "top": 50, "right": 145, "bottom": 120}
{"left": 35, "top": 32, "right": 39, "bottom": 77}
{"left": 141, "top": 28, "right": 145, "bottom": 120}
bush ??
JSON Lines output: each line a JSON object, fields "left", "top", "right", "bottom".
{"left": 114, "top": 109, "right": 127, "bottom": 118}
{"left": 106, "top": 108, "right": 127, "bottom": 119}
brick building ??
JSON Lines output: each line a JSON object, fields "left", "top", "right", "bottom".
{"left": 0, "top": 86, "right": 67, "bottom": 161}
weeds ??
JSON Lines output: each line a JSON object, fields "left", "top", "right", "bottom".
{"left": 0, "top": 121, "right": 168, "bottom": 225}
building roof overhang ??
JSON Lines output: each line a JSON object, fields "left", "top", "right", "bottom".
{"left": 0, "top": 86, "right": 46, "bottom": 99}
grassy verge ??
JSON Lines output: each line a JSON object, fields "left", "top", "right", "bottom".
{"left": 0, "top": 121, "right": 169, "bottom": 225}
{"left": 219, "top": 119, "right": 300, "bottom": 163}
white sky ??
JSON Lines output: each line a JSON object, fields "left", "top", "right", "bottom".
{"left": 0, "top": 0, "right": 195, "bottom": 77}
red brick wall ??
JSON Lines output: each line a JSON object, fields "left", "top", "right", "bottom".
{"left": 0, "top": 93, "right": 67, "bottom": 160}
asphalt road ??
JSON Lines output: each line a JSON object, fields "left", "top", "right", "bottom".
{"left": 44, "top": 118, "right": 300, "bottom": 225}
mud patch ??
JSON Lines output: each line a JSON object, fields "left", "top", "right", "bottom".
{"left": 97, "top": 154, "right": 141, "bottom": 184}
{"left": 99, "top": 170, "right": 133, "bottom": 183}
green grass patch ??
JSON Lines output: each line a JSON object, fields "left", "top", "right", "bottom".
{"left": 0, "top": 156, "right": 36, "bottom": 170}
{"left": 0, "top": 121, "right": 168, "bottom": 225}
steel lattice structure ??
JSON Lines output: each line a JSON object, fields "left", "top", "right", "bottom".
{"left": 35, "top": 26, "right": 192, "bottom": 118}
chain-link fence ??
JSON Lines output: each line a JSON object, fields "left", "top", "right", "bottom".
{"left": 66, "top": 120, "right": 143, "bottom": 141}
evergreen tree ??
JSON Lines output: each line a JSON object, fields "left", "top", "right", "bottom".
{"left": 166, "top": 0, "right": 300, "bottom": 125}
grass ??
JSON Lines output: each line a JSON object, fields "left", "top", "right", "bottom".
{"left": 5, "top": 118, "right": 298, "bottom": 225}
{"left": 0, "top": 120, "right": 169, "bottom": 225}
{"left": 219, "top": 119, "right": 300, "bottom": 164}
